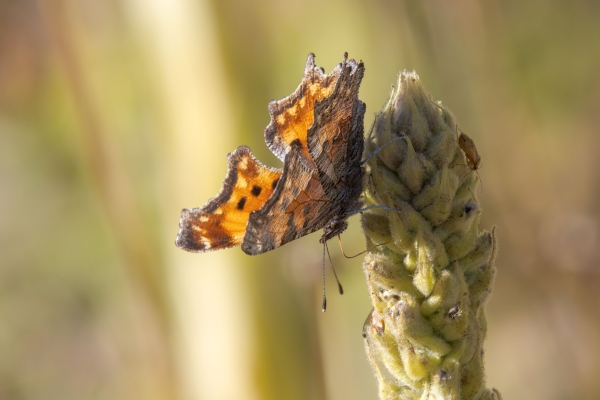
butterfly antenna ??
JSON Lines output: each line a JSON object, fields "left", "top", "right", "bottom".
{"left": 321, "top": 244, "right": 327, "bottom": 312}
{"left": 338, "top": 235, "right": 390, "bottom": 259}
{"left": 325, "top": 242, "right": 344, "bottom": 295}
{"left": 361, "top": 136, "right": 407, "bottom": 165}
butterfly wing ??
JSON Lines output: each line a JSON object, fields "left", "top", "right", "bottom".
{"left": 242, "top": 56, "right": 366, "bottom": 255}
{"left": 242, "top": 145, "right": 334, "bottom": 255}
{"left": 307, "top": 57, "right": 365, "bottom": 209}
{"left": 176, "top": 146, "right": 282, "bottom": 252}
{"left": 265, "top": 53, "right": 342, "bottom": 163}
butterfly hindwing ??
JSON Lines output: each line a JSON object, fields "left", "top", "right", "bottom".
{"left": 242, "top": 145, "right": 334, "bottom": 255}
{"left": 176, "top": 146, "right": 282, "bottom": 252}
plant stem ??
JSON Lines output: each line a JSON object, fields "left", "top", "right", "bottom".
{"left": 361, "top": 72, "right": 501, "bottom": 400}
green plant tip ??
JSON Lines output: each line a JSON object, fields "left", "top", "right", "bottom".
{"left": 361, "top": 71, "right": 501, "bottom": 400}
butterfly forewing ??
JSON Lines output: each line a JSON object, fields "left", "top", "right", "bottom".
{"left": 265, "top": 53, "right": 343, "bottom": 164}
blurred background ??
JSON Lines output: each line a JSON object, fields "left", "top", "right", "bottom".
{"left": 2, "top": 0, "right": 600, "bottom": 399}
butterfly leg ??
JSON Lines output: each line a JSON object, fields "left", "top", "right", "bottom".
{"left": 361, "top": 135, "right": 407, "bottom": 165}
{"left": 338, "top": 234, "right": 390, "bottom": 259}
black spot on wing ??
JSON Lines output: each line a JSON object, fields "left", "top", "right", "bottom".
{"left": 251, "top": 185, "right": 262, "bottom": 197}
{"left": 237, "top": 197, "right": 247, "bottom": 210}
{"left": 272, "top": 178, "right": 280, "bottom": 190}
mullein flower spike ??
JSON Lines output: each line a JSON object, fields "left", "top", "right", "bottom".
{"left": 361, "top": 71, "right": 501, "bottom": 400}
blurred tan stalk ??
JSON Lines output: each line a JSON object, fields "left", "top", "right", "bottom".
{"left": 361, "top": 72, "right": 500, "bottom": 399}
{"left": 38, "top": 1, "right": 179, "bottom": 399}
{"left": 123, "top": 0, "right": 261, "bottom": 399}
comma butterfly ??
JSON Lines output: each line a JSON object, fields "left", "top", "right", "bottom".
{"left": 176, "top": 53, "right": 366, "bottom": 255}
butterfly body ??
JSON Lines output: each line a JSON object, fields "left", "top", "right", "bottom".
{"left": 176, "top": 53, "right": 366, "bottom": 255}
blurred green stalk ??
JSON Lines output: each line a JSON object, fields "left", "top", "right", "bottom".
{"left": 361, "top": 72, "right": 501, "bottom": 400}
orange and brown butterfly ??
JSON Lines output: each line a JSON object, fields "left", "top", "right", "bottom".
{"left": 175, "top": 53, "right": 366, "bottom": 255}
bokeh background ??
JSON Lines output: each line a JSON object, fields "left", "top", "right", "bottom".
{"left": 2, "top": 0, "right": 600, "bottom": 399}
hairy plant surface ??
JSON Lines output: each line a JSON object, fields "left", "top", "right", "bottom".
{"left": 361, "top": 72, "right": 501, "bottom": 400}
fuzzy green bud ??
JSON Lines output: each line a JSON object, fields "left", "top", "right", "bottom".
{"left": 361, "top": 72, "right": 501, "bottom": 400}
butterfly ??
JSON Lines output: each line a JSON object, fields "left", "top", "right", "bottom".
{"left": 176, "top": 53, "right": 366, "bottom": 255}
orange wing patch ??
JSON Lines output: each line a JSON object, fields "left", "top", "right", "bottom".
{"left": 265, "top": 53, "right": 343, "bottom": 163}
{"left": 176, "top": 146, "right": 282, "bottom": 252}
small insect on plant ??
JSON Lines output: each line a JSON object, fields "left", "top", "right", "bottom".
{"left": 456, "top": 127, "right": 483, "bottom": 189}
